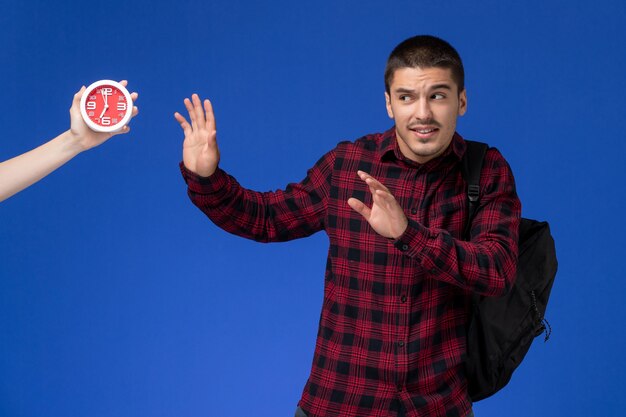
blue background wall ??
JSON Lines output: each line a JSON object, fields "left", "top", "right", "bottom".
{"left": 1, "top": 0, "right": 624, "bottom": 416}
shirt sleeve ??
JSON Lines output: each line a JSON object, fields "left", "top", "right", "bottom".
{"left": 393, "top": 148, "right": 521, "bottom": 296}
{"left": 179, "top": 150, "right": 335, "bottom": 243}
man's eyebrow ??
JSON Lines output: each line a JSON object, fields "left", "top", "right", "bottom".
{"left": 393, "top": 87, "right": 415, "bottom": 94}
{"left": 431, "top": 83, "right": 452, "bottom": 90}
{"left": 392, "top": 84, "right": 453, "bottom": 94}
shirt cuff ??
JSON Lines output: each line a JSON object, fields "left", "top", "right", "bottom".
{"left": 179, "top": 162, "right": 228, "bottom": 195}
{"left": 393, "top": 219, "right": 441, "bottom": 266}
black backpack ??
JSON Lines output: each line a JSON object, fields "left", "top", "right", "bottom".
{"left": 461, "top": 141, "right": 558, "bottom": 402}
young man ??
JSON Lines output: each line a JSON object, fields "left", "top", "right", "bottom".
{"left": 0, "top": 81, "right": 138, "bottom": 202}
{"left": 176, "top": 35, "right": 520, "bottom": 417}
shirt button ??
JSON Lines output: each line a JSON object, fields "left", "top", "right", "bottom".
{"left": 401, "top": 244, "right": 409, "bottom": 251}
{"left": 401, "top": 295, "right": 407, "bottom": 303}
{"left": 398, "top": 341, "right": 405, "bottom": 347}
{"left": 429, "top": 268, "right": 437, "bottom": 274}
{"left": 411, "top": 208, "right": 417, "bottom": 215}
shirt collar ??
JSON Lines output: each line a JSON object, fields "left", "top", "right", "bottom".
{"left": 379, "top": 127, "right": 467, "bottom": 166}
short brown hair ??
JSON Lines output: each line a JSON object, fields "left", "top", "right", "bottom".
{"left": 384, "top": 35, "right": 465, "bottom": 93}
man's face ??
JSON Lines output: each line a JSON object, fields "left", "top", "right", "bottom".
{"left": 385, "top": 66, "right": 467, "bottom": 164}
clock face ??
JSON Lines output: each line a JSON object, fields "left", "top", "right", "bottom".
{"left": 80, "top": 80, "right": 133, "bottom": 133}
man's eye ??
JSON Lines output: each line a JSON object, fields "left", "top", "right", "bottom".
{"left": 399, "top": 95, "right": 411, "bottom": 102}
{"left": 432, "top": 93, "right": 445, "bottom": 100}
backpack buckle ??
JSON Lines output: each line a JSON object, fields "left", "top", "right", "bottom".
{"left": 468, "top": 184, "right": 480, "bottom": 202}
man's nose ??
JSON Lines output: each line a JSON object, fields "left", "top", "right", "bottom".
{"left": 414, "top": 99, "right": 433, "bottom": 121}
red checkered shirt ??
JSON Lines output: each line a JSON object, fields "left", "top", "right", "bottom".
{"left": 180, "top": 128, "right": 520, "bottom": 417}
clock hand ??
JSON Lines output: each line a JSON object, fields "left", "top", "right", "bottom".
{"left": 102, "top": 88, "right": 108, "bottom": 105}
{"left": 99, "top": 89, "right": 109, "bottom": 118}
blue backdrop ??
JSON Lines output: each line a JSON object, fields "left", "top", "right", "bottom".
{"left": 1, "top": 1, "right": 624, "bottom": 416}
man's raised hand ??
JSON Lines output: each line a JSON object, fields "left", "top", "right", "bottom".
{"left": 347, "top": 171, "right": 409, "bottom": 240}
{"left": 175, "top": 94, "right": 220, "bottom": 177}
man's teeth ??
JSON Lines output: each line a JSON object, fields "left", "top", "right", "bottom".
{"left": 417, "top": 129, "right": 435, "bottom": 133}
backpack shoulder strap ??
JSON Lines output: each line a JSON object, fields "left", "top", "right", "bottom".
{"left": 461, "top": 140, "right": 489, "bottom": 238}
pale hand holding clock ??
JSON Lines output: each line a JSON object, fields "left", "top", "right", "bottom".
{"left": 0, "top": 82, "right": 139, "bottom": 202}
{"left": 71, "top": 80, "right": 139, "bottom": 152}
{"left": 174, "top": 93, "right": 220, "bottom": 178}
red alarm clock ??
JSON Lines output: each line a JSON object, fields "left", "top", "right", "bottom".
{"left": 79, "top": 80, "right": 133, "bottom": 133}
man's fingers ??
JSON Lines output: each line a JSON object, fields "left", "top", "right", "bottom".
{"left": 358, "top": 170, "right": 390, "bottom": 193}
{"left": 203, "top": 99, "right": 215, "bottom": 130}
{"left": 174, "top": 111, "right": 186, "bottom": 124}
{"left": 174, "top": 112, "right": 192, "bottom": 135}
{"left": 348, "top": 197, "right": 371, "bottom": 220}
{"left": 359, "top": 171, "right": 385, "bottom": 201}
{"left": 177, "top": 94, "right": 217, "bottom": 145}
{"left": 192, "top": 94, "right": 206, "bottom": 129}
{"left": 374, "top": 189, "right": 397, "bottom": 210}
{"left": 183, "top": 97, "right": 197, "bottom": 129}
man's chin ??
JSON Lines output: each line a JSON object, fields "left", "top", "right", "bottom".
{"left": 412, "top": 142, "right": 437, "bottom": 155}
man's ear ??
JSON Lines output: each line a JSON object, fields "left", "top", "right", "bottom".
{"left": 458, "top": 89, "right": 467, "bottom": 116}
{"left": 385, "top": 92, "right": 394, "bottom": 119}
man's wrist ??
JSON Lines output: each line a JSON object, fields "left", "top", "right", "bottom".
{"left": 392, "top": 218, "right": 409, "bottom": 240}
{"left": 180, "top": 162, "right": 227, "bottom": 192}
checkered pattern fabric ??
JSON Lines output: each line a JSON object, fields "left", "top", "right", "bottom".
{"left": 181, "top": 128, "right": 520, "bottom": 417}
